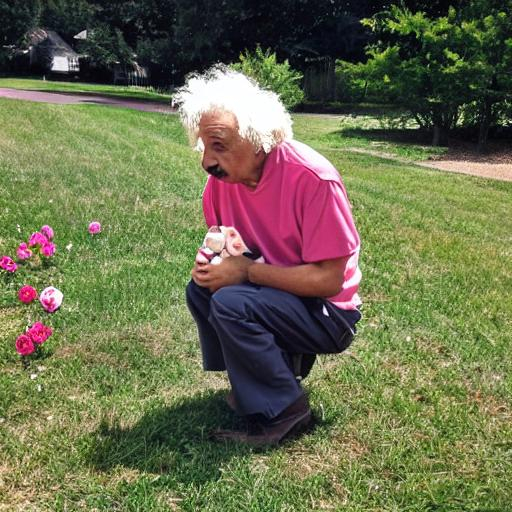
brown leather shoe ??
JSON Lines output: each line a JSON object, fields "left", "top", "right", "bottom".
{"left": 211, "top": 394, "right": 312, "bottom": 447}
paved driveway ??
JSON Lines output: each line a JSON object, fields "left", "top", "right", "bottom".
{"left": 0, "top": 88, "right": 175, "bottom": 114}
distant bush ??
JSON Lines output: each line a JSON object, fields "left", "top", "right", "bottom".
{"left": 334, "top": 61, "right": 366, "bottom": 102}
{"left": 355, "top": 2, "right": 512, "bottom": 149}
{"left": 231, "top": 46, "right": 304, "bottom": 110}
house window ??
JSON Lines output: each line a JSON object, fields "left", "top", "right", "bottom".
{"left": 69, "top": 57, "right": 79, "bottom": 72}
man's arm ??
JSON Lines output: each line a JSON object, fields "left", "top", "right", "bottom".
{"left": 191, "top": 255, "right": 349, "bottom": 297}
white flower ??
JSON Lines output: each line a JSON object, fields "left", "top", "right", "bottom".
{"left": 40, "top": 286, "right": 64, "bottom": 313}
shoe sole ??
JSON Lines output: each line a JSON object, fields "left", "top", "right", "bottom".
{"left": 282, "top": 410, "right": 313, "bottom": 442}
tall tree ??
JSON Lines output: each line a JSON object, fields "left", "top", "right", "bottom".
{"left": 460, "top": 0, "right": 512, "bottom": 150}
{"left": 358, "top": 1, "right": 512, "bottom": 148}
{"left": 38, "top": 0, "right": 97, "bottom": 41}
{"left": 0, "top": 0, "right": 39, "bottom": 45}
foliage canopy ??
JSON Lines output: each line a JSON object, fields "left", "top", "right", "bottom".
{"left": 231, "top": 46, "right": 304, "bottom": 110}
{"left": 350, "top": 0, "right": 512, "bottom": 147}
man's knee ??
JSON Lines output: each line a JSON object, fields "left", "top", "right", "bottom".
{"left": 210, "top": 285, "right": 254, "bottom": 319}
{"left": 186, "top": 279, "right": 210, "bottom": 306}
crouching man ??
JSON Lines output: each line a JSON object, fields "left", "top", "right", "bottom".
{"left": 174, "top": 65, "right": 362, "bottom": 446}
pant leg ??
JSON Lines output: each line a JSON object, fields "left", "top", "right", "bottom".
{"left": 208, "top": 284, "right": 345, "bottom": 418}
{"left": 185, "top": 280, "right": 226, "bottom": 371}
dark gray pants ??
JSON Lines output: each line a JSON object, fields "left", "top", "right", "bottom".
{"left": 186, "top": 280, "right": 360, "bottom": 419}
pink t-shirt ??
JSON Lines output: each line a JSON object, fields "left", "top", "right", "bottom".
{"left": 202, "top": 140, "right": 362, "bottom": 310}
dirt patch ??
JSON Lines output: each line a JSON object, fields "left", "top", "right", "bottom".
{"left": 419, "top": 141, "right": 512, "bottom": 182}
{"left": 346, "top": 144, "right": 512, "bottom": 182}
{"left": 419, "top": 160, "right": 512, "bottom": 181}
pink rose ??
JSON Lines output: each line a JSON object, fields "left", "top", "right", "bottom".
{"left": 88, "top": 221, "right": 101, "bottom": 235}
{"left": 29, "top": 232, "right": 48, "bottom": 247}
{"left": 39, "top": 286, "right": 63, "bottom": 313}
{"left": 0, "top": 256, "right": 17, "bottom": 273}
{"left": 27, "top": 321, "right": 52, "bottom": 344}
{"left": 15, "top": 334, "right": 35, "bottom": 356}
{"left": 41, "top": 242, "right": 56, "bottom": 257}
{"left": 17, "top": 243, "right": 33, "bottom": 260}
{"left": 18, "top": 285, "right": 38, "bottom": 304}
{"left": 40, "top": 225, "right": 54, "bottom": 240}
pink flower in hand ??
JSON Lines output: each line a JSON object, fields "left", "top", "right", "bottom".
{"left": 27, "top": 321, "right": 52, "bottom": 344}
{"left": 29, "top": 232, "right": 48, "bottom": 247}
{"left": 18, "top": 285, "right": 38, "bottom": 304}
{"left": 88, "top": 221, "right": 101, "bottom": 235}
{"left": 16, "top": 334, "right": 35, "bottom": 356}
{"left": 0, "top": 256, "right": 17, "bottom": 273}
{"left": 17, "top": 243, "right": 33, "bottom": 260}
{"left": 40, "top": 286, "right": 63, "bottom": 313}
{"left": 41, "top": 242, "right": 56, "bottom": 257}
{"left": 40, "top": 225, "right": 54, "bottom": 240}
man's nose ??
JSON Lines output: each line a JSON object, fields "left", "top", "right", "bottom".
{"left": 201, "top": 149, "right": 217, "bottom": 171}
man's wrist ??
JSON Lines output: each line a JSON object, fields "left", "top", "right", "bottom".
{"left": 247, "top": 261, "right": 257, "bottom": 283}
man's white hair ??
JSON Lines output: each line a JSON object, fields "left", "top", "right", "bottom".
{"left": 172, "top": 65, "right": 293, "bottom": 153}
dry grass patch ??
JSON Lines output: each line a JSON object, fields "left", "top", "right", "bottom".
{"left": 157, "top": 491, "right": 183, "bottom": 511}
{"left": 54, "top": 340, "right": 120, "bottom": 367}
{"left": 284, "top": 433, "right": 368, "bottom": 482}
{"left": 0, "top": 306, "right": 23, "bottom": 338}
{"left": 465, "top": 384, "right": 511, "bottom": 422}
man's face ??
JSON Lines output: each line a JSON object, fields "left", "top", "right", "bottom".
{"left": 197, "top": 111, "right": 266, "bottom": 188}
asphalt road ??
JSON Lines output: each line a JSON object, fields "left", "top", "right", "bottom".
{"left": 0, "top": 87, "right": 175, "bottom": 114}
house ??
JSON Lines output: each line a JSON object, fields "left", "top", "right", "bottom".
{"left": 27, "top": 28, "right": 80, "bottom": 74}
{"left": 74, "top": 29, "right": 149, "bottom": 86}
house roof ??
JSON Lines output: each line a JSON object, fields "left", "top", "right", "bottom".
{"left": 27, "top": 28, "right": 79, "bottom": 58}
{"left": 73, "top": 30, "right": 87, "bottom": 40}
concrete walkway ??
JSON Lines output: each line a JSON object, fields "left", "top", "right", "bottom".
{"left": 0, "top": 88, "right": 175, "bottom": 114}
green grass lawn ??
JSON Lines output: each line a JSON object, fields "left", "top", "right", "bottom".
{"left": 0, "top": 77, "right": 171, "bottom": 103}
{"left": 1, "top": 99, "right": 511, "bottom": 511}
{"left": 292, "top": 114, "right": 448, "bottom": 161}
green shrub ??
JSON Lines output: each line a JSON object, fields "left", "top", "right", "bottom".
{"left": 231, "top": 46, "right": 304, "bottom": 110}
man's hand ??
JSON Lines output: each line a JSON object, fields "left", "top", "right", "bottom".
{"left": 191, "top": 255, "right": 255, "bottom": 293}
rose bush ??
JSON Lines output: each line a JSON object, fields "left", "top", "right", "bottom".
{"left": 2, "top": 223, "right": 62, "bottom": 366}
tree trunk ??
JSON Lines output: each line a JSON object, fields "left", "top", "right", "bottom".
{"left": 477, "top": 97, "right": 492, "bottom": 154}
{"left": 326, "top": 57, "right": 335, "bottom": 102}
{"left": 432, "top": 125, "right": 441, "bottom": 146}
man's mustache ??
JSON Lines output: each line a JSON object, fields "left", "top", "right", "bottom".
{"left": 206, "top": 165, "right": 228, "bottom": 179}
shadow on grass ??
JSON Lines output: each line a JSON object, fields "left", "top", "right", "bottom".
{"left": 338, "top": 127, "right": 435, "bottom": 146}
{"left": 86, "top": 390, "right": 254, "bottom": 485}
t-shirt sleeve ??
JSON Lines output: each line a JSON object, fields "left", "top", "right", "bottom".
{"left": 301, "top": 179, "right": 360, "bottom": 263}
{"left": 201, "top": 177, "right": 219, "bottom": 227}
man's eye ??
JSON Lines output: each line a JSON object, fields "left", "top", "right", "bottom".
{"left": 213, "top": 143, "right": 226, "bottom": 151}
